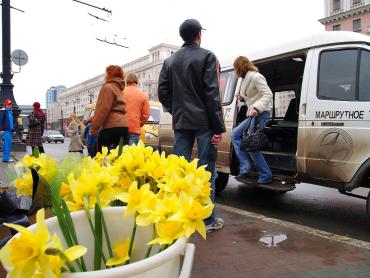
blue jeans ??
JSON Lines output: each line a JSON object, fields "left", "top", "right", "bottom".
{"left": 174, "top": 129, "right": 217, "bottom": 225}
{"left": 2, "top": 131, "right": 12, "bottom": 162}
{"left": 231, "top": 112, "right": 272, "bottom": 183}
{"left": 128, "top": 133, "right": 141, "bottom": 146}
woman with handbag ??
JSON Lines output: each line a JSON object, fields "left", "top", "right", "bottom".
{"left": 26, "top": 102, "right": 46, "bottom": 155}
{"left": 231, "top": 56, "right": 273, "bottom": 184}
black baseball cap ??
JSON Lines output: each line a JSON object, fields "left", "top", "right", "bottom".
{"left": 179, "top": 19, "right": 205, "bottom": 42}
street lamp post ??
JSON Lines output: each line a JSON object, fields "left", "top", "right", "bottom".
{"left": 0, "top": 0, "right": 25, "bottom": 151}
{"left": 60, "top": 104, "right": 64, "bottom": 135}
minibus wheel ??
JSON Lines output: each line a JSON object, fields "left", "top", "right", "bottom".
{"left": 215, "top": 172, "right": 229, "bottom": 194}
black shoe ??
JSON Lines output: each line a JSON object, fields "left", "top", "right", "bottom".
{"left": 236, "top": 173, "right": 251, "bottom": 181}
{"left": 258, "top": 181, "right": 273, "bottom": 185}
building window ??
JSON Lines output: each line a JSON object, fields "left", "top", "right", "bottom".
{"left": 333, "top": 24, "right": 341, "bottom": 31}
{"left": 367, "top": 25, "right": 370, "bottom": 35}
{"left": 353, "top": 0, "right": 361, "bottom": 4}
{"left": 353, "top": 19, "right": 361, "bottom": 32}
{"left": 333, "top": 0, "right": 340, "bottom": 10}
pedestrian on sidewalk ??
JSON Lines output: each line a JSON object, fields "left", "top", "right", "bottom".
{"left": 83, "top": 122, "right": 97, "bottom": 157}
{"left": 158, "top": 19, "right": 226, "bottom": 233}
{"left": 67, "top": 113, "right": 84, "bottom": 154}
{"left": 0, "top": 99, "right": 14, "bottom": 162}
{"left": 26, "top": 102, "right": 46, "bottom": 155}
{"left": 91, "top": 65, "right": 129, "bottom": 151}
{"left": 231, "top": 56, "right": 273, "bottom": 184}
{"left": 123, "top": 73, "right": 150, "bottom": 145}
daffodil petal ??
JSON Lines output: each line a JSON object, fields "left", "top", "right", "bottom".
{"left": 9, "top": 261, "right": 37, "bottom": 278}
{"left": 0, "top": 242, "right": 11, "bottom": 267}
{"left": 106, "top": 256, "right": 128, "bottom": 266}
{"left": 64, "top": 245, "right": 87, "bottom": 262}
{"left": 4, "top": 223, "right": 33, "bottom": 235}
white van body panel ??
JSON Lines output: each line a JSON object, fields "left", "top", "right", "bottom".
{"left": 223, "top": 32, "right": 370, "bottom": 68}
{"left": 303, "top": 44, "right": 370, "bottom": 183}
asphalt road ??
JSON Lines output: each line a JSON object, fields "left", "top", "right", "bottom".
{"left": 42, "top": 140, "right": 370, "bottom": 243}
{"left": 217, "top": 177, "right": 370, "bottom": 243}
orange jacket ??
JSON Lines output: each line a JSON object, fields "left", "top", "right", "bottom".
{"left": 123, "top": 84, "right": 150, "bottom": 134}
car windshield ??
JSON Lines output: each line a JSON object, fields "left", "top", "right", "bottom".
{"left": 48, "top": 130, "right": 62, "bottom": 135}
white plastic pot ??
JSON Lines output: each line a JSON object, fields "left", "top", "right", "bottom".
{"left": 16, "top": 207, "right": 195, "bottom": 278}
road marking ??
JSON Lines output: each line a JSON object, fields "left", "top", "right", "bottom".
{"left": 217, "top": 203, "right": 370, "bottom": 250}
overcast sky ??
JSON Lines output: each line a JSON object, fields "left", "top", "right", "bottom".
{"left": 2, "top": 0, "right": 324, "bottom": 107}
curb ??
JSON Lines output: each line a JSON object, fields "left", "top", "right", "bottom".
{"left": 217, "top": 203, "right": 370, "bottom": 250}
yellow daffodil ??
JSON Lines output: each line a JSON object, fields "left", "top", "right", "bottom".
{"left": 106, "top": 239, "right": 130, "bottom": 266}
{"left": 94, "top": 147, "right": 109, "bottom": 165}
{"left": 14, "top": 170, "right": 33, "bottom": 196}
{"left": 117, "top": 182, "right": 156, "bottom": 216}
{"left": 0, "top": 209, "right": 86, "bottom": 278}
{"left": 148, "top": 221, "right": 185, "bottom": 245}
{"left": 168, "top": 192, "right": 213, "bottom": 239}
{"left": 15, "top": 155, "right": 36, "bottom": 168}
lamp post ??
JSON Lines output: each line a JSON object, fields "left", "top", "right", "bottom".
{"left": 0, "top": 0, "right": 25, "bottom": 151}
{"left": 59, "top": 102, "right": 64, "bottom": 135}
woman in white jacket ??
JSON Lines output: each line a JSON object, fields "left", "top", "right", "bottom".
{"left": 231, "top": 56, "right": 273, "bottom": 184}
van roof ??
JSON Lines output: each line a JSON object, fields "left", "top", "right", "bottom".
{"left": 222, "top": 31, "right": 370, "bottom": 68}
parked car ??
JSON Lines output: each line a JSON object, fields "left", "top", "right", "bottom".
{"left": 42, "top": 130, "right": 64, "bottom": 143}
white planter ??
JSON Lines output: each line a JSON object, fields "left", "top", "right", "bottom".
{"left": 22, "top": 207, "right": 195, "bottom": 278}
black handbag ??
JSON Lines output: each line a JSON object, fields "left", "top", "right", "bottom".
{"left": 240, "top": 117, "right": 269, "bottom": 152}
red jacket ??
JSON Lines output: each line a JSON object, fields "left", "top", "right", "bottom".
{"left": 123, "top": 84, "right": 150, "bottom": 134}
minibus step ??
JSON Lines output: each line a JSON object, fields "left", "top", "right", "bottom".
{"left": 235, "top": 174, "right": 296, "bottom": 192}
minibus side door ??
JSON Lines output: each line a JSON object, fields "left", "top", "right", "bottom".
{"left": 304, "top": 45, "right": 370, "bottom": 183}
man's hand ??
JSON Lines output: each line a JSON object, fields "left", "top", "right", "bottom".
{"left": 211, "top": 134, "right": 222, "bottom": 145}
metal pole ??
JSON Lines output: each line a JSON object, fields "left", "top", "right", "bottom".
{"left": 0, "top": 0, "right": 25, "bottom": 151}
{"left": 60, "top": 106, "right": 63, "bottom": 135}
{"left": 1, "top": 0, "right": 14, "bottom": 105}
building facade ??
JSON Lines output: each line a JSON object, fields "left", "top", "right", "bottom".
{"left": 57, "top": 43, "right": 179, "bottom": 126}
{"left": 45, "top": 86, "right": 66, "bottom": 129}
{"left": 319, "top": 0, "right": 370, "bottom": 35}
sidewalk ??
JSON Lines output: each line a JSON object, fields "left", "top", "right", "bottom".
{"left": 0, "top": 151, "right": 27, "bottom": 187}
{"left": 190, "top": 204, "right": 370, "bottom": 278}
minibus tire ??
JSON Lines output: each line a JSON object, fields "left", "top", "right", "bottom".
{"left": 215, "top": 172, "right": 229, "bottom": 194}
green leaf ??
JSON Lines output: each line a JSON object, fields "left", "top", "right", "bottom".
{"left": 61, "top": 199, "right": 87, "bottom": 271}
{"left": 33, "top": 146, "right": 40, "bottom": 158}
{"left": 118, "top": 137, "right": 124, "bottom": 156}
{"left": 94, "top": 202, "right": 103, "bottom": 270}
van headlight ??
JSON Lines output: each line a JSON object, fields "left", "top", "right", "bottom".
{"left": 145, "top": 132, "right": 158, "bottom": 141}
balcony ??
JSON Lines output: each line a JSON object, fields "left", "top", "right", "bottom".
{"left": 351, "top": 1, "right": 365, "bottom": 10}
{"left": 330, "top": 8, "right": 343, "bottom": 16}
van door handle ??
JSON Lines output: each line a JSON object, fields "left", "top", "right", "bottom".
{"left": 301, "top": 103, "right": 306, "bottom": 116}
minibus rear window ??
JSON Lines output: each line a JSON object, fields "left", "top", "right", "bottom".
{"left": 318, "top": 49, "right": 357, "bottom": 101}
{"left": 359, "top": 50, "right": 370, "bottom": 101}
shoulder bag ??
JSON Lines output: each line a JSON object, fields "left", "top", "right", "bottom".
{"left": 240, "top": 116, "right": 269, "bottom": 152}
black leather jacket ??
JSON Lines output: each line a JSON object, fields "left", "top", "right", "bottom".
{"left": 158, "top": 42, "right": 225, "bottom": 134}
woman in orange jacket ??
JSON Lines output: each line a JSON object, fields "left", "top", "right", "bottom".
{"left": 123, "top": 73, "right": 150, "bottom": 145}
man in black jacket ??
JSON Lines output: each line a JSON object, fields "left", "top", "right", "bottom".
{"left": 158, "top": 19, "right": 225, "bottom": 233}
